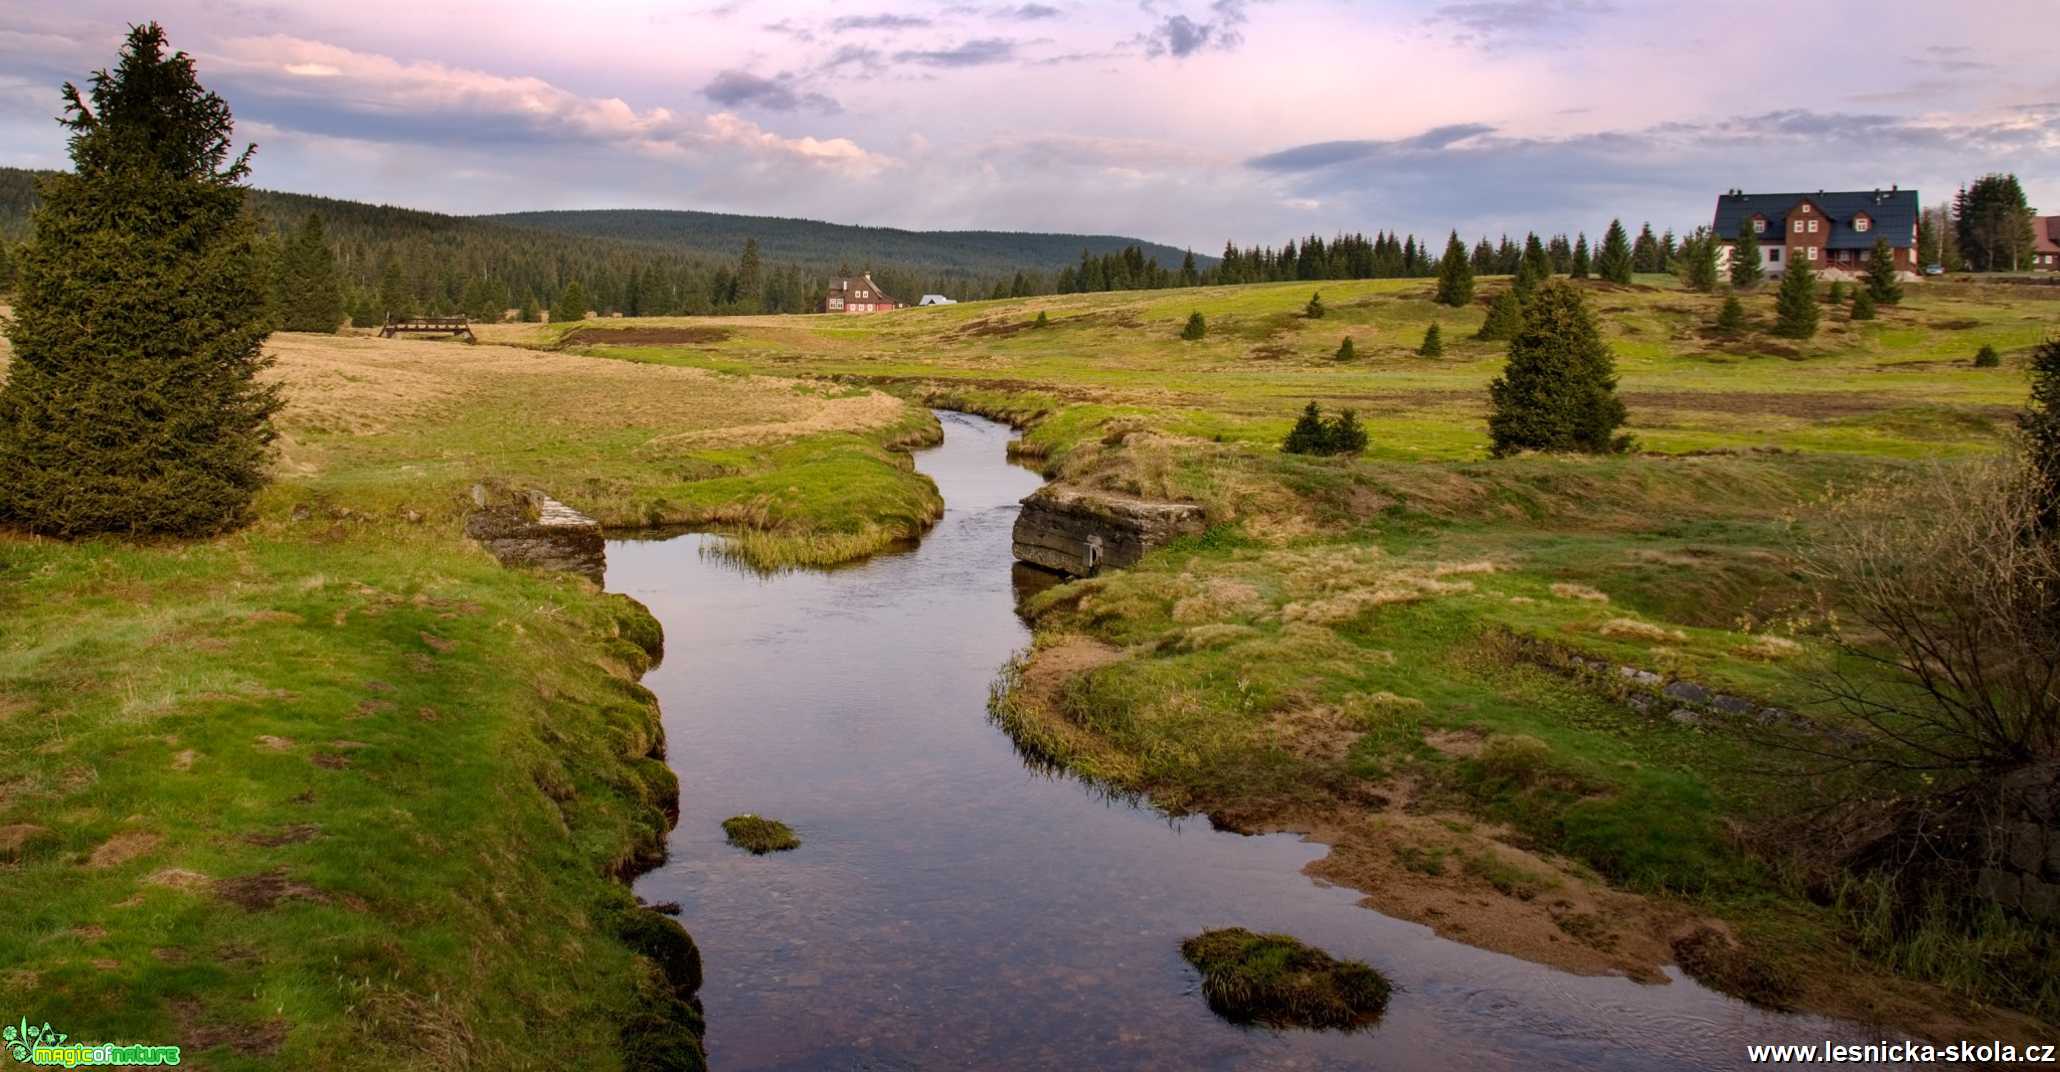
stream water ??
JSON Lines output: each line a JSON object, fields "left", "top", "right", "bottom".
{"left": 613, "top": 410, "right": 1891, "bottom": 1071}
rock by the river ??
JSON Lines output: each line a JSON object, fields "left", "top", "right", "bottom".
{"left": 1012, "top": 486, "right": 1206, "bottom": 577}
{"left": 465, "top": 485, "right": 606, "bottom": 581}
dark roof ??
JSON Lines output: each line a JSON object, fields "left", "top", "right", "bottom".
{"left": 1711, "top": 188, "right": 1919, "bottom": 250}
{"left": 2035, "top": 216, "right": 2060, "bottom": 254}
{"left": 826, "top": 272, "right": 900, "bottom": 304}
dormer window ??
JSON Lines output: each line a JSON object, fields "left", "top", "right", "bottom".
{"left": 1854, "top": 214, "right": 1871, "bottom": 232}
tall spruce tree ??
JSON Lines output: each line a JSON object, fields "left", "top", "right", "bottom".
{"left": 1486, "top": 280, "right": 1627, "bottom": 457}
{"left": 552, "top": 281, "right": 588, "bottom": 324}
{"left": 0, "top": 24, "right": 280, "bottom": 536}
{"left": 1956, "top": 174, "right": 2036, "bottom": 272}
{"left": 1774, "top": 258, "right": 1820, "bottom": 339}
{"left": 1680, "top": 231, "right": 1719, "bottom": 292}
{"left": 1862, "top": 238, "right": 1903, "bottom": 305}
{"left": 1570, "top": 233, "right": 1591, "bottom": 279}
{"left": 1729, "top": 221, "right": 1764, "bottom": 288}
{"left": 734, "top": 238, "right": 764, "bottom": 312}
{"left": 1631, "top": 223, "right": 1660, "bottom": 273}
{"left": 0, "top": 240, "right": 15, "bottom": 293}
{"left": 1716, "top": 292, "right": 1745, "bottom": 335}
{"left": 273, "top": 213, "right": 343, "bottom": 332}
{"left": 1597, "top": 219, "right": 1634, "bottom": 283}
{"left": 1435, "top": 230, "right": 1474, "bottom": 307}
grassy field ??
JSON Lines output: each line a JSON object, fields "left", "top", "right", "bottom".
{"left": 497, "top": 274, "right": 2058, "bottom": 1038}
{"left": 4, "top": 271, "right": 2053, "bottom": 1061}
{"left": 0, "top": 329, "right": 940, "bottom": 1068}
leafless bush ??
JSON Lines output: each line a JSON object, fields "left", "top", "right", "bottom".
{"left": 1789, "top": 448, "right": 2059, "bottom": 873}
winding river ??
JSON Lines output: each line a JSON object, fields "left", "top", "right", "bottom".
{"left": 613, "top": 410, "right": 1884, "bottom": 1071}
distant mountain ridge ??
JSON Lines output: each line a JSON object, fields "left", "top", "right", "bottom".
{"left": 478, "top": 208, "right": 1209, "bottom": 276}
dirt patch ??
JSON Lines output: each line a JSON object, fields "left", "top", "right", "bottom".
{"left": 172, "top": 999, "right": 288, "bottom": 1058}
{"left": 215, "top": 868, "right": 329, "bottom": 910}
{"left": 0, "top": 824, "right": 49, "bottom": 859}
{"left": 309, "top": 751, "right": 351, "bottom": 770}
{"left": 949, "top": 316, "right": 1037, "bottom": 340}
{"left": 564, "top": 326, "right": 734, "bottom": 346}
{"left": 1422, "top": 729, "right": 1485, "bottom": 757}
{"left": 170, "top": 749, "right": 198, "bottom": 771}
{"left": 242, "top": 824, "right": 320, "bottom": 847}
{"left": 146, "top": 868, "right": 212, "bottom": 891}
{"left": 255, "top": 735, "right": 295, "bottom": 752}
{"left": 86, "top": 831, "right": 162, "bottom": 869}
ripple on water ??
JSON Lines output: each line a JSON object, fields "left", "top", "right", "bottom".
{"left": 609, "top": 410, "right": 1900, "bottom": 1072}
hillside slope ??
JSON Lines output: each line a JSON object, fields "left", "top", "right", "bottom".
{"left": 482, "top": 208, "right": 1207, "bottom": 277}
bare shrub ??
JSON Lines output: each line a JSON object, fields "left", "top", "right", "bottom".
{"left": 1792, "top": 449, "right": 2060, "bottom": 876}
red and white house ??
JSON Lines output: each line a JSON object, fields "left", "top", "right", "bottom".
{"left": 1711, "top": 188, "right": 1921, "bottom": 279}
{"left": 2033, "top": 216, "right": 2060, "bottom": 271}
{"left": 823, "top": 272, "right": 901, "bottom": 314}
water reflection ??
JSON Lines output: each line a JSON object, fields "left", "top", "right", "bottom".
{"left": 609, "top": 410, "right": 1890, "bottom": 1071}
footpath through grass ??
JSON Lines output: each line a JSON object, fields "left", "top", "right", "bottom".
{"left": 0, "top": 331, "right": 941, "bottom": 1068}
{"left": 509, "top": 276, "right": 2057, "bottom": 1038}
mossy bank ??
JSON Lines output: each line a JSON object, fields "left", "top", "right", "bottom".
{"left": 0, "top": 329, "right": 944, "bottom": 1068}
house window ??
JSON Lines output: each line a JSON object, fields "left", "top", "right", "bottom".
{"left": 1768, "top": 248, "right": 1781, "bottom": 263}
{"left": 1808, "top": 219, "right": 1819, "bottom": 234}
{"left": 1807, "top": 246, "right": 1818, "bottom": 261}
{"left": 1855, "top": 216, "right": 1871, "bottom": 232}
{"left": 1794, "top": 220, "right": 1805, "bottom": 233}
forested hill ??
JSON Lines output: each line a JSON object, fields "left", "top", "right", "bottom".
{"left": 0, "top": 166, "right": 1209, "bottom": 317}
{"left": 483, "top": 209, "right": 1206, "bottom": 278}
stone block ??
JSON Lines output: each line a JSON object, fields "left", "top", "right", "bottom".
{"left": 1011, "top": 486, "right": 1205, "bottom": 577}
{"left": 1663, "top": 680, "right": 1711, "bottom": 706}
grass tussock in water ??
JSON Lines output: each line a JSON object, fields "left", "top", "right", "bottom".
{"left": 722, "top": 814, "right": 800, "bottom": 854}
{"left": 1180, "top": 928, "right": 1392, "bottom": 1030}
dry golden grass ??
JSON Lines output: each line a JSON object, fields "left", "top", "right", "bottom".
{"left": 265, "top": 332, "right": 905, "bottom": 459}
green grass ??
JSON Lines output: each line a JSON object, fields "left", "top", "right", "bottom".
{"left": 0, "top": 332, "right": 954, "bottom": 1068}
{"left": 1179, "top": 928, "right": 1391, "bottom": 1030}
{"left": 719, "top": 815, "right": 800, "bottom": 855}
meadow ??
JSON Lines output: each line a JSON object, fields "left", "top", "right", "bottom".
{"left": 3, "top": 269, "right": 2054, "bottom": 1063}
{"left": 508, "top": 272, "right": 2059, "bottom": 1037}
{"left": 0, "top": 329, "right": 940, "bottom": 1069}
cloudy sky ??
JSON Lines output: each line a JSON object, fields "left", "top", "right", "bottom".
{"left": 2, "top": 1, "right": 2056, "bottom": 250}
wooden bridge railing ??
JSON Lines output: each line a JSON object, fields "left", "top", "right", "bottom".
{"left": 379, "top": 316, "right": 476, "bottom": 341}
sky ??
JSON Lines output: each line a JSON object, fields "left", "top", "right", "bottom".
{"left": 2, "top": 0, "right": 2057, "bottom": 251}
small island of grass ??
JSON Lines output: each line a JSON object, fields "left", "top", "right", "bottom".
{"left": 721, "top": 814, "right": 800, "bottom": 854}
{"left": 1180, "top": 928, "right": 1392, "bottom": 1030}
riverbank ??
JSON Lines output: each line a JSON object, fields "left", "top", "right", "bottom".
{"left": 0, "top": 330, "right": 944, "bottom": 1068}
{"left": 516, "top": 276, "right": 2058, "bottom": 1040}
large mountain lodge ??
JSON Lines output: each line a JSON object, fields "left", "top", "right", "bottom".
{"left": 1713, "top": 187, "right": 1920, "bottom": 278}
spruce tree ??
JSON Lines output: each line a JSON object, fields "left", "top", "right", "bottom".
{"left": 2022, "top": 337, "right": 2060, "bottom": 532}
{"left": 1681, "top": 232, "right": 1719, "bottom": 292}
{"left": 1334, "top": 336, "right": 1355, "bottom": 361}
{"left": 1419, "top": 322, "right": 1443, "bottom": 357}
{"left": 1306, "top": 291, "right": 1326, "bottom": 319}
{"left": 0, "top": 24, "right": 280, "bottom": 536}
{"left": 1849, "top": 289, "right": 1876, "bottom": 321}
{"left": 1974, "top": 343, "right": 2001, "bottom": 368}
{"left": 1435, "top": 230, "right": 1474, "bottom": 308}
{"left": 1730, "top": 223, "right": 1763, "bottom": 288}
{"left": 1328, "top": 409, "right": 1368, "bottom": 455}
{"left": 1632, "top": 223, "right": 1660, "bottom": 273}
{"left": 273, "top": 213, "right": 343, "bottom": 332}
{"left": 1826, "top": 280, "right": 1846, "bottom": 306}
{"left": 735, "top": 239, "right": 764, "bottom": 312}
{"left": 0, "top": 240, "right": 15, "bottom": 293}
{"left": 1475, "top": 289, "right": 1524, "bottom": 341}
{"left": 376, "top": 261, "right": 409, "bottom": 321}
{"left": 518, "top": 292, "right": 541, "bottom": 323}
{"left": 1181, "top": 311, "right": 1206, "bottom": 340}
{"left": 1774, "top": 259, "right": 1819, "bottom": 339}
{"left": 1570, "top": 234, "right": 1591, "bottom": 279}
{"left": 1283, "top": 402, "right": 1329, "bottom": 454}
{"left": 1486, "top": 280, "right": 1627, "bottom": 457}
{"left": 1597, "top": 220, "right": 1634, "bottom": 284}
{"left": 1716, "top": 292, "right": 1745, "bottom": 335}
{"left": 1033, "top": 310, "right": 1050, "bottom": 329}
{"left": 1862, "top": 239, "right": 1903, "bottom": 305}
{"left": 553, "top": 281, "right": 588, "bottom": 324}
